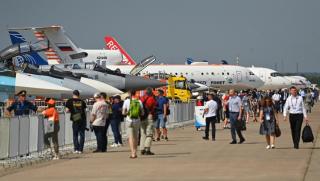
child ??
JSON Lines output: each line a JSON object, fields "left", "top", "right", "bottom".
{"left": 42, "top": 99, "right": 60, "bottom": 160}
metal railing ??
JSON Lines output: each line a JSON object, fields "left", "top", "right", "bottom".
{"left": 0, "top": 101, "right": 196, "bottom": 161}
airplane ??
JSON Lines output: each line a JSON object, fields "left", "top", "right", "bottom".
{"left": 8, "top": 26, "right": 124, "bottom": 65}
{"left": 248, "top": 66, "right": 291, "bottom": 90}
{"left": 283, "top": 75, "right": 311, "bottom": 89}
{"left": 6, "top": 31, "right": 166, "bottom": 92}
{"left": 104, "top": 36, "right": 264, "bottom": 90}
{"left": 0, "top": 42, "right": 123, "bottom": 97}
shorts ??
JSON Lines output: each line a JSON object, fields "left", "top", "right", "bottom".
{"left": 126, "top": 120, "right": 141, "bottom": 140}
{"left": 155, "top": 114, "right": 166, "bottom": 129}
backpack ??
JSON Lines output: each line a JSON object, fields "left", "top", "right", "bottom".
{"left": 141, "top": 96, "right": 151, "bottom": 120}
{"left": 302, "top": 124, "right": 314, "bottom": 143}
{"left": 129, "top": 99, "right": 141, "bottom": 119}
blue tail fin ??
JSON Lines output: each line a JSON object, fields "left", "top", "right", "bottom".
{"left": 8, "top": 31, "right": 48, "bottom": 65}
{"left": 186, "top": 57, "right": 194, "bottom": 65}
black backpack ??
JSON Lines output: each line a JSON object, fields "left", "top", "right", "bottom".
{"left": 302, "top": 124, "right": 314, "bottom": 143}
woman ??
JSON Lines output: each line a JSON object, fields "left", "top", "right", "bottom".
{"left": 259, "top": 97, "right": 278, "bottom": 149}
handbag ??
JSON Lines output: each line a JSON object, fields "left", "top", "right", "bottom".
{"left": 302, "top": 124, "right": 314, "bottom": 143}
{"left": 275, "top": 123, "right": 281, "bottom": 137}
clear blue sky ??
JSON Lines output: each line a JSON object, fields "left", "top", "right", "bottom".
{"left": 0, "top": 0, "right": 319, "bottom": 72}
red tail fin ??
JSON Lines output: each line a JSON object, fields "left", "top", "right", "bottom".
{"left": 104, "top": 36, "right": 136, "bottom": 65}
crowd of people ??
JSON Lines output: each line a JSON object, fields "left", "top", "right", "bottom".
{"left": 2, "top": 86, "right": 318, "bottom": 160}
{"left": 4, "top": 88, "right": 170, "bottom": 160}
{"left": 198, "top": 86, "right": 318, "bottom": 149}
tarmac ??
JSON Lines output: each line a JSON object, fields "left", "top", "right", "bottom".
{"left": 0, "top": 104, "right": 319, "bottom": 181}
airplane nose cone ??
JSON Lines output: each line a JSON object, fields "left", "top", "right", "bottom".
{"left": 125, "top": 75, "right": 167, "bottom": 90}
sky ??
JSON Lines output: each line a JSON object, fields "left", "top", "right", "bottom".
{"left": 0, "top": 0, "right": 319, "bottom": 72}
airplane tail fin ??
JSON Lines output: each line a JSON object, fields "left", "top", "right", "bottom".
{"left": 33, "top": 31, "right": 61, "bottom": 64}
{"left": 186, "top": 58, "right": 194, "bottom": 65}
{"left": 104, "top": 36, "right": 136, "bottom": 65}
{"left": 8, "top": 31, "right": 48, "bottom": 65}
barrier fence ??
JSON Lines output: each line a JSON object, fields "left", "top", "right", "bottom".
{"left": 0, "top": 100, "right": 195, "bottom": 161}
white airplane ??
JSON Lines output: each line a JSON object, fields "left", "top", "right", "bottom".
{"left": 107, "top": 64, "right": 264, "bottom": 91}
{"left": 284, "top": 75, "right": 311, "bottom": 89}
{"left": 9, "top": 26, "right": 123, "bottom": 65}
{"left": 248, "top": 66, "right": 291, "bottom": 90}
{"left": 104, "top": 36, "right": 264, "bottom": 90}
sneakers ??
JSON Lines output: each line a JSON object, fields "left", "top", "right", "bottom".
{"left": 110, "top": 143, "right": 118, "bottom": 148}
{"left": 73, "top": 150, "right": 83, "bottom": 154}
{"left": 271, "top": 145, "right": 275, "bottom": 149}
{"left": 117, "top": 143, "right": 123, "bottom": 147}
{"left": 164, "top": 137, "right": 169, "bottom": 141}
{"left": 230, "top": 141, "right": 237, "bottom": 144}
{"left": 238, "top": 138, "right": 245, "bottom": 144}
{"left": 266, "top": 145, "right": 271, "bottom": 149}
{"left": 144, "top": 151, "right": 155, "bottom": 155}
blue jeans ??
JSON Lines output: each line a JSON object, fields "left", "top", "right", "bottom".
{"left": 229, "top": 112, "right": 244, "bottom": 142}
{"left": 110, "top": 118, "right": 123, "bottom": 144}
{"left": 93, "top": 126, "right": 107, "bottom": 152}
{"left": 155, "top": 114, "right": 166, "bottom": 128}
{"left": 72, "top": 122, "right": 86, "bottom": 152}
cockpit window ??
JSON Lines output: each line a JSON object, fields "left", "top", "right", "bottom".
{"left": 175, "top": 80, "right": 187, "bottom": 89}
{"left": 73, "top": 64, "right": 81, "bottom": 69}
{"left": 270, "top": 72, "right": 283, "bottom": 77}
{"left": 249, "top": 72, "right": 255, "bottom": 75}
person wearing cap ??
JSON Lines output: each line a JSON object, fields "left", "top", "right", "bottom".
{"left": 6, "top": 90, "right": 37, "bottom": 116}
{"left": 90, "top": 93, "right": 109, "bottom": 153}
{"left": 65, "top": 90, "right": 87, "bottom": 154}
{"left": 140, "top": 87, "right": 157, "bottom": 155}
{"left": 42, "top": 99, "right": 60, "bottom": 160}
{"left": 155, "top": 89, "right": 169, "bottom": 141}
{"left": 110, "top": 95, "right": 124, "bottom": 148}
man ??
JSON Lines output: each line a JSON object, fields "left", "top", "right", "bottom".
{"left": 90, "top": 93, "right": 109, "bottom": 153}
{"left": 202, "top": 93, "right": 218, "bottom": 141}
{"left": 6, "top": 90, "right": 37, "bottom": 116}
{"left": 155, "top": 89, "right": 169, "bottom": 141}
{"left": 100, "top": 92, "right": 112, "bottom": 150}
{"left": 65, "top": 90, "right": 87, "bottom": 154}
{"left": 122, "top": 90, "right": 144, "bottom": 159}
{"left": 272, "top": 91, "right": 281, "bottom": 113}
{"left": 140, "top": 88, "right": 157, "bottom": 155}
{"left": 241, "top": 91, "right": 250, "bottom": 123}
{"left": 212, "top": 91, "right": 222, "bottom": 124}
{"left": 283, "top": 86, "right": 309, "bottom": 149}
{"left": 280, "top": 89, "right": 289, "bottom": 113}
{"left": 226, "top": 89, "right": 245, "bottom": 144}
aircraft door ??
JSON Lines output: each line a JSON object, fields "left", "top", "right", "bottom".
{"left": 236, "top": 71, "right": 242, "bottom": 82}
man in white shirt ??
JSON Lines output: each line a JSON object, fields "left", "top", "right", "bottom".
{"left": 226, "top": 89, "right": 245, "bottom": 144}
{"left": 283, "top": 86, "right": 309, "bottom": 149}
{"left": 202, "top": 93, "right": 218, "bottom": 141}
{"left": 122, "top": 90, "right": 144, "bottom": 159}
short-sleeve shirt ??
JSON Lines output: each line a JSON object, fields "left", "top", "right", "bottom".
{"left": 42, "top": 107, "right": 59, "bottom": 122}
{"left": 204, "top": 100, "right": 218, "bottom": 118}
{"left": 7, "top": 100, "right": 37, "bottom": 116}
{"left": 156, "top": 96, "right": 168, "bottom": 114}
{"left": 228, "top": 96, "right": 242, "bottom": 113}
{"left": 140, "top": 95, "right": 157, "bottom": 115}
{"left": 122, "top": 98, "right": 143, "bottom": 122}
{"left": 91, "top": 101, "right": 108, "bottom": 126}
{"left": 65, "top": 98, "right": 87, "bottom": 123}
